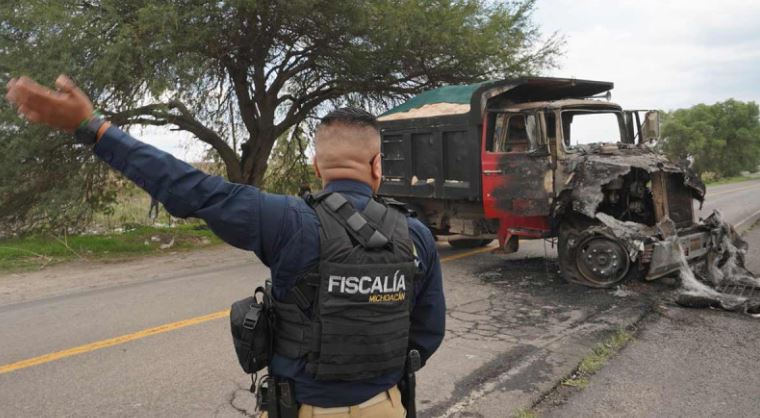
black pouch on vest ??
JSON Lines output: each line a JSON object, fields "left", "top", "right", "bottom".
{"left": 230, "top": 282, "right": 273, "bottom": 374}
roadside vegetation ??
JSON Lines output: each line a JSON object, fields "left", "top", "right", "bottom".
{"left": 0, "top": 223, "right": 220, "bottom": 273}
{"left": 0, "top": 174, "right": 224, "bottom": 273}
{"left": 561, "top": 329, "right": 633, "bottom": 389}
{"left": 701, "top": 172, "right": 760, "bottom": 186}
{"left": 660, "top": 99, "right": 760, "bottom": 183}
{"left": 515, "top": 408, "right": 539, "bottom": 418}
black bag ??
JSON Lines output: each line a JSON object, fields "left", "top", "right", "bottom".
{"left": 230, "top": 282, "right": 273, "bottom": 374}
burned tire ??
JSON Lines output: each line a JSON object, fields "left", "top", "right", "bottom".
{"left": 449, "top": 239, "right": 493, "bottom": 249}
{"left": 558, "top": 222, "right": 635, "bottom": 288}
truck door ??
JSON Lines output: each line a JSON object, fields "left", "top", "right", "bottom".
{"left": 623, "top": 110, "right": 659, "bottom": 144}
{"left": 481, "top": 112, "right": 553, "bottom": 218}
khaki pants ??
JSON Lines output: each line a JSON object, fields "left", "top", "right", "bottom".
{"left": 260, "top": 386, "right": 405, "bottom": 418}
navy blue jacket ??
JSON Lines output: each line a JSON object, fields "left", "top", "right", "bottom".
{"left": 93, "top": 126, "right": 446, "bottom": 407}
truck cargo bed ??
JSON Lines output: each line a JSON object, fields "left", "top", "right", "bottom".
{"left": 379, "top": 114, "right": 481, "bottom": 201}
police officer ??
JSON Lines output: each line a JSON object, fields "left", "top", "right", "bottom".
{"left": 6, "top": 75, "right": 445, "bottom": 418}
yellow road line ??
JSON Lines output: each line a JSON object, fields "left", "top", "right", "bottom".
{"left": 708, "top": 183, "right": 760, "bottom": 198}
{"left": 0, "top": 310, "right": 229, "bottom": 375}
{"left": 440, "top": 246, "right": 494, "bottom": 262}
{"left": 0, "top": 246, "right": 493, "bottom": 375}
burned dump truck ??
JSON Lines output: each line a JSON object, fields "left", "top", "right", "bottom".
{"left": 377, "top": 77, "right": 755, "bottom": 297}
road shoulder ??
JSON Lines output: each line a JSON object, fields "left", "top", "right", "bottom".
{"left": 0, "top": 245, "right": 251, "bottom": 307}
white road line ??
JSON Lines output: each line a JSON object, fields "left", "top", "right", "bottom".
{"left": 734, "top": 207, "right": 760, "bottom": 231}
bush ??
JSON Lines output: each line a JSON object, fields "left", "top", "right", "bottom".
{"left": 700, "top": 171, "right": 720, "bottom": 183}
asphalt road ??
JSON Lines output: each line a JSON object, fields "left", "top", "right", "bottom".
{"left": 1, "top": 179, "right": 760, "bottom": 418}
{"left": 698, "top": 178, "right": 760, "bottom": 230}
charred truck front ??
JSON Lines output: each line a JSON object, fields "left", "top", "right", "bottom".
{"left": 377, "top": 77, "right": 742, "bottom": 288}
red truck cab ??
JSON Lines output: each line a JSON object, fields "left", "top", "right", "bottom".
{"left": 377, "top": 77, "right": 733, "bottom": 288}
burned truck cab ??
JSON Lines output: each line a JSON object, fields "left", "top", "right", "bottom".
{"left": 378, "top": 77, "right": 734, "bottom": 288}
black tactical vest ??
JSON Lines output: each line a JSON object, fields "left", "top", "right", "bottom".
{"left": 272, "top": 192, "right": 418, "bottom": 381}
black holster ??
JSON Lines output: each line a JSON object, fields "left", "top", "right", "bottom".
{"left": 258, "top": 376, "right": 298, "bottom": 418}
{"left": 399, "top": 350, "right": 421, "bottom": 418}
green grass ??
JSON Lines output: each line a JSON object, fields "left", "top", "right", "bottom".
{"left": 515, "top": 408, "right": 538, "bottom": 418}
{"left": 0, "top": 224, "right": 221, "bottom": 273}
{"left": 561, "top": 329, "right": 633, "bottom": 389}
{"left": 560, "top": 376, "right": 590, "bottom": 389}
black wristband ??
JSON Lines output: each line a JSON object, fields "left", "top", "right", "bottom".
{"left": 74, "top": 116, "right": 106, "bottom": 145}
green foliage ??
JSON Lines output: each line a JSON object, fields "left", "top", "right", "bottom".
{"left": 0, "top": 224, "right": 220, "bottom": 272}
{"left": 263, "top": 124, "right": 320, "bottom": 195}
{"left": 2, "top": 0, "right": 561, "bottom": 233}
{"left": 0, "top": 3, "right": 119, "bottom": 236}
{"left": 2, "top": 0, "right": 562, "bottom": 187}
{"left": 700, "top": 171, "right": 720, "bottom": 183}
{"left": 660, "top": 100, "right": 760, "bottom": 177}
{"left": 0, "top": 113, "right": 116, "bottom": 237}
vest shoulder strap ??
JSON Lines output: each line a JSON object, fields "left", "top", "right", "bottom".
{"left": 377, "top": 196, "right": 415, "bottom": 217}
{"left": 314, "top": 192, "right": 394, "bottom": 249}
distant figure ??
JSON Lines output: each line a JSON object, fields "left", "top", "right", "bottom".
{"left": 148, "top": 197, "right": 160, "bottom": 220}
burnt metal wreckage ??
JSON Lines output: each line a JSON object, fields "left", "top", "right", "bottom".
{"left": 377, "top": 77, "right": 760, "bottom": 313}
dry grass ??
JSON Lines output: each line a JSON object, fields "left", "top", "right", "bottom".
{"left": 91, "top": 186, "right": 177, "bottom": 231}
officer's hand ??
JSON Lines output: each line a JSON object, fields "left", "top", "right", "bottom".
{"left": 5, "top": 75, "right": 94, "bottom": 133}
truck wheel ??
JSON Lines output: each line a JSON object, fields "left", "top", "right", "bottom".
{"left": 558, "top": 223, "right": 632, "bottom": 288}
{"left": 449, "top": 239, "right": 493, "bottom": 249}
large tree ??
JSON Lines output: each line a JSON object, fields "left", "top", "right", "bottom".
{"left": 0, "top": 116, "right": 116, "bottom": 236}
{"left": 3, "top": 0, "right": 561, "bottom": 187}
{"left": 660, "top": 99, "right": 760, "bottom": 178}
{"left": 1, "top": 13, "right": 116, "bottom": 236}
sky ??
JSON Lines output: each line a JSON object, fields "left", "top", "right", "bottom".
{"left": 534, "top": 0, "right": 760, "bottom": 109}
{"left": 140, "top": 0, "right": 760, "bottom": 159}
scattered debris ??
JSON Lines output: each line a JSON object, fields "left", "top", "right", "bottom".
{"left": 612, "top": 287, "right": 636, "bottom": 298}
{"left": 674, "top": 213, "right": 760, "bottom": 314}
{"left": 159, "top": 237, "right": 175, "bottom": 250}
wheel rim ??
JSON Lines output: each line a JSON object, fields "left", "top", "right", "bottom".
{"left": 575, "top": 235, "right": 630, "bottom": 286}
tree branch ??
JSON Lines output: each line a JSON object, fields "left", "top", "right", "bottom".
{"left": 226, "top": 63, "right": 259, "bottom": 137}
{"left": 275, "top": 85, "right": 339, "bottom": 138}
{"left": 106, "top": 101, "right": 243, "bottom": 182}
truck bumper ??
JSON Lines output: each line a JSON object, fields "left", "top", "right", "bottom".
{"left": 646, "top": 226, "right": 723, "bottom": 280}
{"left": 595, "top": 211, "right": 737, "bottom": 281}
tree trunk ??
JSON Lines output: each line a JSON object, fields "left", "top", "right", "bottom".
{"left": 241, "top": 128, "right": 278, "bottom": 186}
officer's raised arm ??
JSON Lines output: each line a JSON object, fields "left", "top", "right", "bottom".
{"left": 8, "top": 76, "right": 447, "bottom": 416}
{"left": 5, "top": 75, "right": 283, "bottom": 260}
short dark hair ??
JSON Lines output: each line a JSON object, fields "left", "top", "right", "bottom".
{"left": 319, "top": 107, "right": 378, "bottom": 130}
